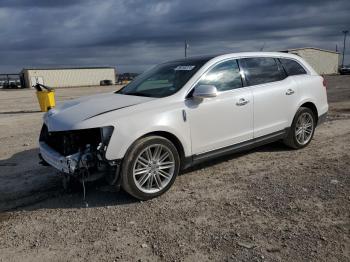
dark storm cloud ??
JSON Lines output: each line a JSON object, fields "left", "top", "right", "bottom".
{"left": 0, "top": 0, "right": 349, "bottom": 73}
{"left": 0, "top": 0, "right": 87, "bottom": 8}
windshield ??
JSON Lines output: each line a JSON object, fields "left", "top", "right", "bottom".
{"left": 117, "top": 59, "right": 209, "bottom": 98}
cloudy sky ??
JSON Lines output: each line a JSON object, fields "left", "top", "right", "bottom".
{"left": 0, "top": 0, "right": 349, "bottom": 73}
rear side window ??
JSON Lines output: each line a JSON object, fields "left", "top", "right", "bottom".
{"left": 279, "top": 58, "right": 307, "bottom": 76}
{"left": 240, "top": 57, "right": 286, "bottom": 86}
{"left": 198, "top": 60, "right": 242, "bottom": 91}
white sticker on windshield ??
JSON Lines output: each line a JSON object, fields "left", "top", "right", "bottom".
{"left": 175, "top": 65, "right": 195, "bottom": 71}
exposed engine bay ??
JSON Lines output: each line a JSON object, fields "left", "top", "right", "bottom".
{"left": 39, "top": 124, "right": 119, "bottom": 184}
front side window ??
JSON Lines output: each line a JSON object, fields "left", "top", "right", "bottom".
{"left": 117, "top": 59, "right": 208, "bottom": 98}
{"left": 240, "top": 57, "right": 286, "bottom": 86}
{"left": 279, "top": 58, "right": 307, "bottom": 76}
{"left": 198, "top": 60, "right": 242, "bottom": 91}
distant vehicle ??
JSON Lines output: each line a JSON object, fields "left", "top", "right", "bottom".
{"left": 339, "top": 66, "right": 350, "bottom": 75}
{"left": 100, "top": 79, "right": 113, "bottom": 86}
{"left": 120, "top": 79, "right": 131, "bottom": 85}
{"left": 2, "top": 80, "right": 21, "bottom": 89}
{"left": 39, "top": 52, "right": 328, "bottom": 200}
{"left": 117, "top": 73, "right": 138, "bottom": 85}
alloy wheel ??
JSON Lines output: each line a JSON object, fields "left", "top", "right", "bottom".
{"left": 133, "top": 144, "right": 175, "bottom": 194}
{"left": 295, "top": 112, "right": 314, "bottom": 145}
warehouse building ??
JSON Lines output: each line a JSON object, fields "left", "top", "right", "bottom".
{"left": 281, "top": 47, "right": 340, "bottom": 75}
{"left": 20, "top": 67, "right": 116, "bottom": 88}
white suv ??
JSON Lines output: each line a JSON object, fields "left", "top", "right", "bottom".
{"left": 39, "top": 52, "right": 328, "bottom": 200}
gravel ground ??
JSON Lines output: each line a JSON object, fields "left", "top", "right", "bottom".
{"left": 0, "top": 76, "right": 349, "bottom": 261}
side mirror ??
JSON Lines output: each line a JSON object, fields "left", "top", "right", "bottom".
{"left": 192, "top": 85, "right": 218, "bottom": 99}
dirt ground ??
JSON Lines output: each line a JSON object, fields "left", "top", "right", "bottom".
{"left": 0, "top": 77, "right": 349, "bottom": 262}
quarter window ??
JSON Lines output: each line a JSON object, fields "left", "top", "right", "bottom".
{"left": 240, "top": 57, "right": 286, "bottom": 86}
{"left": 198, "top": 60, "right": 242, "bottom": 91}
{"left": 279, "top": 58, "right": 307, "bottom": 76}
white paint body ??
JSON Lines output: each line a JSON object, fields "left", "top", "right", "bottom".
{"left": 42, "top": 52, "right": 328, "bottom": 161}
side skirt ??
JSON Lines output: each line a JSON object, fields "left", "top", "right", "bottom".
{"left": 183, "top": 128, "right": 290, "bottom": 169}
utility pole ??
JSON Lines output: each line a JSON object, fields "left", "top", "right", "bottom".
{"left": 184, "top": 40, "right": 189, "bottom": 58}
{"left": 341, "top": 30, "right": 348, "bottom": 68}
{"left": 260, "top": 42, "right": 266, "bottom": 51}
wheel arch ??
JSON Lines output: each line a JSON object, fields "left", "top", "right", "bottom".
{"left": 300, "top": 101, "right": 318, "bottom": 124}
{"left": 139, "top": 131, "right": 186, "bottom": 167}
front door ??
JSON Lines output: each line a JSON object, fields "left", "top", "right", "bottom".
{"left": 186, "top": 60, "right": 254, "bottom": 155}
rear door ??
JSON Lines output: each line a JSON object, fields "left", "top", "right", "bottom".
{"left": 239, "top": 57, "right": 299, "bottom": 138}
{"left": 186, "top": 59, "right": 253, "bottom": 154}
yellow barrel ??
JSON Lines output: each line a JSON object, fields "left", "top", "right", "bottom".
{"left": 36, "top": 90, "right": 56, "bottom": 112}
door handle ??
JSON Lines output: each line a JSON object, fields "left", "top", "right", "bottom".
{"left": 286, "top": 89, "right": 295, "bottom": 95}
{"left": 236, "top": 98, "right": 249, "bottom": 106}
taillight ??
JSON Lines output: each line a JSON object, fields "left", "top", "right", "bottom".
{"left": 322, "top": 77, "right": 327, "bottom": 88}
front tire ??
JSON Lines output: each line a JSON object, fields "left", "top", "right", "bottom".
{"left": 284, "top": 107, "right": 316, "bottom": 149}
{"left": 121, "top": 136, "right": 180, "bottom": 200}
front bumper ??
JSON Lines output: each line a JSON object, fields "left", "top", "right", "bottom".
{"left": 39, "top": 142, "right": 81, "bottom": 174}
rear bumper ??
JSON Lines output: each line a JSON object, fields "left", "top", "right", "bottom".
{"left": 318, "top": 112, "right": 327, "bottom": 126}
{"left": 39, "top": 142, "right": 80, "bottom": 174}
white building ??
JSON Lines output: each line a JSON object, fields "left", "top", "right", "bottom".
{"left": 21, "top": 67, "right": 116, "bottom": 88}
{"left": 282, "top": 47, "right": 340, "bottom": 75}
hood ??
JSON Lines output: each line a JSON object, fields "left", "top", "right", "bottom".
{"left": 44, "top": 92, "right": 155, "bottom": 131}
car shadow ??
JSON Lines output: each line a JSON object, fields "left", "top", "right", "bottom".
{"left": 0, "top": 149, "right": 137, "bottom": 213}
{"left": 21, "top": 183, "right": 138, "bottom": 212}
{"left": 1, "top": 141, "right": 290, "bottom": 213}
{"left": 180, "top": 140, "right": 291, "bottom": 175}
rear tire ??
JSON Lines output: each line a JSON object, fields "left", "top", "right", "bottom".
{"left": 121, "top": 136, "right": 180, "bottom": 200}
{"left": 284, "top": 107, "right": 316, "bottom": 149}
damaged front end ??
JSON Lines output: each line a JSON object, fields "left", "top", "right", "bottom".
{"left": 39, "top": 124, "right": 119, "bottom": 184}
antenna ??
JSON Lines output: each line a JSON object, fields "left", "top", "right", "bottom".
{"left": 260, "top": 42, "right": 266, "bottom": 51}
{"left": 184, "top": 40, "right": 189, "bottom": 58}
